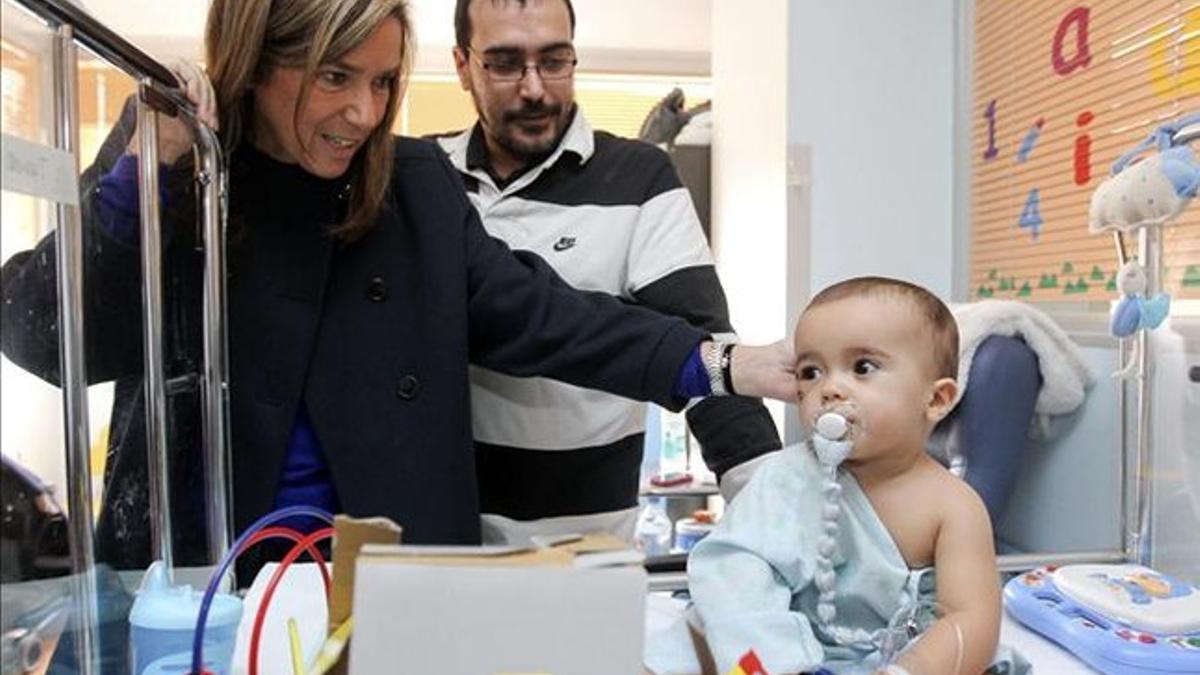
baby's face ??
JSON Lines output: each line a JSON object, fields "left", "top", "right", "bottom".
{"left": 792, "top": 295, "right": 942, "bottom": 459}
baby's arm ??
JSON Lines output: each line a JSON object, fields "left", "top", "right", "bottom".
{"left": 893, "top": 482, "right": 1000, "bottom": 674}
{"left": 688, "top": 453, "right": 826, "bottom": 674}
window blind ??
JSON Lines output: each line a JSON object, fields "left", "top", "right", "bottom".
{"left": 1, "top": 40, "right": 36, "bottom": 138}
{"left": 970, "top": 1, "right": 1199, "bottom": 302}
{"left": 399, "top": 74, "right": 710, "bottom": 142}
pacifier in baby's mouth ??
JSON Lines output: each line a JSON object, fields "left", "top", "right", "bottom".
{"left": 809, "top": 407, "right": 866, "bottom": 648}
{"left": 810, "top": 410, "right": 855, "bottom": 467}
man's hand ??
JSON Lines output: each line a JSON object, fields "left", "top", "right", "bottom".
{"left": 729, "top": 339, "right": 795, "bottom": 402}
{"left": 126, "top": 59, "right": 218, "bottom": 165}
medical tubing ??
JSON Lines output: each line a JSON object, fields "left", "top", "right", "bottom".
{"left": 886, "top": 618, "right": 963, "bottom": 675}
{"left": 190, "top": 506, "right": 334, "bottom": 674}
{"left": 248, "top": 528, "right": 335, "bottom": 675}
{"left": 952, "top": 619, "right": 964, "bottom": 675}
{"left": 243, "top": 526, "right": 333, "bottom": 595}
{"left": 200, "top": 526, "right": 331, "bottom": 674}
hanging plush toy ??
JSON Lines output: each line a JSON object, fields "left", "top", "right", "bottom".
{"left": 1109, "top": 260, "right": 1170, "bottom": 339}
{"left": 1088, "top": 112, "right": 1198, "bottom": 379}
{"left": 1088, "top": 115, "right": 1200, "bottom": 236}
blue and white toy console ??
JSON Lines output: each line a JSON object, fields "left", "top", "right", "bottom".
{"left": 1005, "top": 564, "right": 1200, "bottom": 674}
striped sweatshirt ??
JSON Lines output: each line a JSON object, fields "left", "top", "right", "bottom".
{"left": 436, "top": 109, "right": 781, "bottom": 544}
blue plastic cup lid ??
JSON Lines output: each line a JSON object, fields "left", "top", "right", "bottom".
{"left": 129, "top": 561, "right": 243, "bottom": 630}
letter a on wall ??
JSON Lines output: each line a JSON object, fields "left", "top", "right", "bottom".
{"left": 1052, "top": 6, "right": 1092, "bottom": 76}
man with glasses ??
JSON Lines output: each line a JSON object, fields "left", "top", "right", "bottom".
{"left": 435, "top": 0, "right": 781, "bottom": 545}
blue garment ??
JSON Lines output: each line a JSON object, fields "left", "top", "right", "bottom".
{"left": 687, "top": 443, "right": 933, "bottom": 674}
{"left": 673, "top": 345, "right": 711, "bottom": 399}
{"left": 271, "top": 402, "right": 340, "bottom": 530}
{"left": 96, "top": 153, "right": 169, "bottom": 246}
{"left": 96, "top": 155, "right": 342, "bottom": 525}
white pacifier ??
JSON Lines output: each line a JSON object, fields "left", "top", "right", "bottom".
{"left": 811, "top": 411, "right": 854, "bottom": 467}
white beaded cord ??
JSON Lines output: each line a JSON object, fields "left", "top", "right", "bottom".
{"left": 810, "top": 412, "right": 879, "bottom": 651}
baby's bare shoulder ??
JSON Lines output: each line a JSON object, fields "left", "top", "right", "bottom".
{"left": 914, "top": 458, "right": 989, "bottom": 522}
{"left": 921, "top": 467, "right": 993, "bottom": 548}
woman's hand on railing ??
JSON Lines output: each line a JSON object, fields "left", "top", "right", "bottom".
{"left": 125, "top": 58, "right": 218, "bottom": 165}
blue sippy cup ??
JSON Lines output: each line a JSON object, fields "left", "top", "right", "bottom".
{"left": 128, "top": 561, "right": 243, "bottom": 675}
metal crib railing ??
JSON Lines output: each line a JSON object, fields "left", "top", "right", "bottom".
{"left": 4, "top": 1, "right": 231, "bottom": 672}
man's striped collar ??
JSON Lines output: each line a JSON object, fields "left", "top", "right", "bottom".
{"left": 441, "top": 105, "right": 596, "bottom": 177}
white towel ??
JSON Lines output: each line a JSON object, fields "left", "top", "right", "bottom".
{"left": 950, "top": 301, "right": 1093, "bottom": 430}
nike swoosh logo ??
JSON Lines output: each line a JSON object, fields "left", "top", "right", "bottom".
{"left": 553, "top": 236, "right": 576, "bottom": 252}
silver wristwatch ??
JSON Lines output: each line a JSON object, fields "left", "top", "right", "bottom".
{"left": 702, "top": 340, "right": 737, "bottom": 396}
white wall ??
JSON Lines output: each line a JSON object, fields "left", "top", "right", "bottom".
{"left": 709, "top": 0, "right": 790, "bottom": 431}
{"left": 75, "top": 0, "right": 712, "bottom": 74}
{"left": 409, "top": 0, "right": 711, "bottom": 53}
{"left": 77, "top": 0, "right": 206, "bottom": 47}
{"left": 787, "top": 1, "right": 957, "bottom": 300}
{"left": 712, "top": 0, "right": 956, "bottom": 442}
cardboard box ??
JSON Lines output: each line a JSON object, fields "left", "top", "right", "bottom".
{"left": 348, "top": 535, "right": 647, "bottom": 674}
{"left": 328, "top": 515, "right": 403, "bottom": 675}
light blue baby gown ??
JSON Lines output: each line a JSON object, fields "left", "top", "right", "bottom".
{"left": 687, "top": 442, "right": 935, "bottom": 674}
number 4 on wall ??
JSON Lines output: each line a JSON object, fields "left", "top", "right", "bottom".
{"left": 1018, "top": 188, "right": 1043, "bottom": 240}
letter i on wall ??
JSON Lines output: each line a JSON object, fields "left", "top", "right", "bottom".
{"left": 1018, "top": 118, "right": 1045, "bottom": 162}
{"left": 1074, "top": 110, "right": 1093, "bottom": 185}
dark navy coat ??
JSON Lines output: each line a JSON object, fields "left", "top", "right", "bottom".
{"left": 0, "top": 102, "right": 704, "bottom": 568}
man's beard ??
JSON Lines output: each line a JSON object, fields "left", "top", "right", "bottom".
{"left": 493, "top": 100, "right": 567, "bottom": 160}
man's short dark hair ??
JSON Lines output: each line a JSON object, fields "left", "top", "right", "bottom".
{"left": 454, "top": 0, "right": 577, "bottom": 51}
{"left": 806, "top": 276, "right": 960, "bottom": 380}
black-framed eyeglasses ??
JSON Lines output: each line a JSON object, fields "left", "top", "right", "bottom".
{"left": 465, "top": 47, "right": 577, "bottom": 83}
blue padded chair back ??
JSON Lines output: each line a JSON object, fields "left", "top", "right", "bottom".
{"left": 930, "top": 335, "right": 1042, "bottom": 529}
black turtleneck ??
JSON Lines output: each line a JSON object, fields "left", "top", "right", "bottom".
{"left": 227, "top": 142, "right": 350, "bottom": 241}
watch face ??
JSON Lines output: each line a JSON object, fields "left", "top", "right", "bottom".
{"left": 719, "top": 342, "right": 736, "bottom": 394}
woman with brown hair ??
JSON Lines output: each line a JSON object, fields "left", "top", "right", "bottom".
{"left": 0, "top": 0, "right": 792, "bottom": 571}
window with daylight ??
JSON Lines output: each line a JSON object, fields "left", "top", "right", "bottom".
{"left": 969, "top": 1, "right": 1198, "bottom": 303}
{"left": 398, "top": 73, "right": 711, "bottom": 141}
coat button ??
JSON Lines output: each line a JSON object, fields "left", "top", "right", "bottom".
{"left": 366, "top": 277, "right": 387, "bottom": 302}
{"left": 396, "top": 375, "right": 421, "bottom": 401}
{"left": 337, "top": 183, "right": 352, "bottom": 201}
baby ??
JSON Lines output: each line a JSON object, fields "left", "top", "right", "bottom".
{"left": 688, "top": 277, "right": 1000, "bottom": 674}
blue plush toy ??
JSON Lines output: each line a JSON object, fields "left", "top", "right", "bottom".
{"left": 1088, "top": 112, "right": 1197, "bottom": 379}
{"left": 1089, "top": 113, "right": 1200, "bottom": 235}
{"left": 1109, "top": 260, "right": 1170, "bottom": 339}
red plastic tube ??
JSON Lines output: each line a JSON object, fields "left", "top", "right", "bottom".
{"left": 241, "top": 526, "right": 332, "bottom": 596}
{"left": 248, "top": 527, "right": 335, "bottom": 675}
